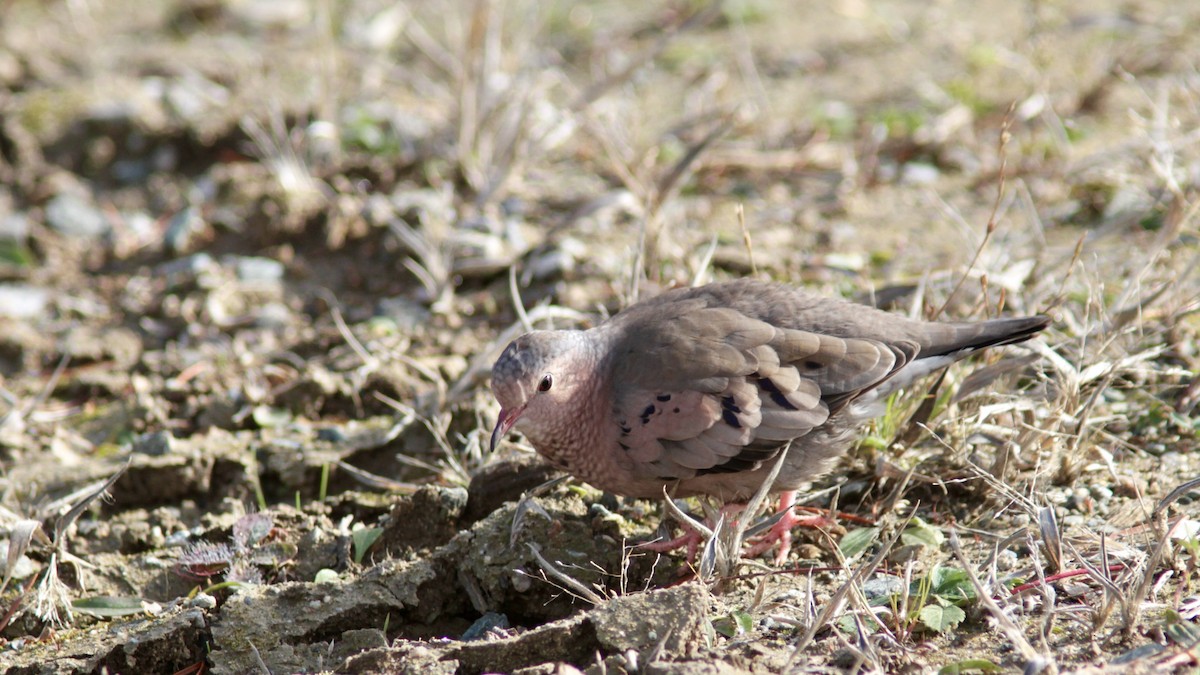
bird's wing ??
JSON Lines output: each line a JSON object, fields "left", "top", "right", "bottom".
{"left": 607, "top": 305, "right": 917, "bottom": 480}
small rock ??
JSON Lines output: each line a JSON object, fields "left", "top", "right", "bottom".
{"left": 234, "top": 256, "right": 285, "bottom": 282}
{"left": 115, "top": 211, "right": 160, "bottom": 251}
{"left": 861, "top": 574, "right": 905, "bottom": 600}
{"left": 0, "top": 213, "right": 30, "bottom": 241}
{"left": 188, "top": 590, "right": 219, "bottom": 607}
{"left": 157, "top": 252, "right": 219, "bottom": 288}
{"left": 590, "top": 583, "right": 707, "bottom": 657}
{"left": 901, "top": 162, "right": 940, "bottom": 185}
{"left": 254, "top": 302, "right": 292, "bottom": 328}
{"left": 0, "top": 284, "right": 50, "bottom": 319}
{"left": 165, "top": 206, "right": 209, "bottom": 253}
{"left": 45, "top": 192, "right": 109, "bottom": 239}
{"left": 462, "top": 611, "right": 510, "bottom": 641}
{"left": 134, "top": 431, "right": 176, "bottom": 456}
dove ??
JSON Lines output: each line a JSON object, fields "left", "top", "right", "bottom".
{"left": 490, "top": 278, "right": 1048, "bottom": 560}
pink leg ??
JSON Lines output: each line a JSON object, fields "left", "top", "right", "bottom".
{"left": 639, "top": 529, "right": 702, "bottom": 563}
{"left": 639, "top": 503, "right": 747, "bottom": 565}
{"left": 744, "top": 491, "right": 836, "bottom": 564}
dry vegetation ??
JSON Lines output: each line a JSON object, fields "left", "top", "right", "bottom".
{"left": 0, "top": 0, "right": 1198, "bottom": 673}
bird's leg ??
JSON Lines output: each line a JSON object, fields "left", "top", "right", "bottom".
{"left": 743, "top": 490, "right": 836, "bottom": 564}
{"left": 640, "top": 503, "right": 748, "bottom": 565}
{"left": 639, "top": 529, "right": 703, "bottom": 562}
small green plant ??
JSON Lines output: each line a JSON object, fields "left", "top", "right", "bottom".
{"left": 712, "top": 609, "right": 754, "bottom": 638}
{"left": 881, "top": 564, "right": 978, "bottom": 635}
{"left": 351, "top": 525, "right": 384, "bottom": 565}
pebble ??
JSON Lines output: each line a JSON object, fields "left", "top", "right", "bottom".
{"left": 134, "top": 431, "right": 176, "bottom": 456}
{"left": 0, "top": 213, "right": 29, "bottom": 241}
{"left": 861, "top": 575, "right": 906, "bottom": 600}
{"left": 901, "top": 162, "right": 940, "bottom": 185}
{"left": 0, "top": 284, "right": 50, "bottom": 319}
{"left": 234, "top": 256, "right": 285, "bottom": 282}
{"left": 165, "top": 206, "right": 208, "bottom": 253}
{"left": 45, "top": 192, "right": 109, "bottom": 239}
{"left": 187, "top": 593, "right": 218, "bottom": 610}
{"left": 461, "top": 611, "right": 510, "bottom": 640}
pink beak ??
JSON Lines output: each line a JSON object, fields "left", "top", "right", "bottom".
{"left": 490, "top": 405, "right": 524, "bottom": 452}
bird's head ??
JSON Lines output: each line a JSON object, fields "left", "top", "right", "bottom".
{"left": 489, "top": 331, "right": 589, "bottom": 451}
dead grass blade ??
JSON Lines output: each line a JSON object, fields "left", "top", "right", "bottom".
{"left": 0, "top": 519, "right": 49, "bottom": 596}
{"left": 526, "top": 543, "right": 605, "bottom": 606}
{"left": 1154, "top": 476, "right": 1200, "bottom": 515}
{"left": 789, "top": 511, "right": 907, "bottom": 657}
{"left": 53, "top": 459, "right": 130, "bottom": 552}
{"left": 949, "top": 529, "right": 1058, "bottom": 674}
{"left": 335, "top": 460, "right": 422, "bottom": 494}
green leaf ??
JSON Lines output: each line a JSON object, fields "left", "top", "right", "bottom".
{"left": 837, "top": 611, "right": 880, "bottom": 636}
{"left": 72, "top": 596, "right": 147, "bottom": 618}
{"left": 938, "top": 658, "right": 1002, "bottom": 674}
{"left": 902, "top": 517, "right": 945, "bottom": 549}
{"left": 839, "top": 527, "right": 880, "bottom": 558}
{"left": 858, "top": 435, "right": 889, "bottom": 450}
{"left": 712, "top": 611, "right": 754, "bottom": 638}
{"left": 352, "top": 527, "right": 384, "bottom": 564}
{"left": 929, "top": 566, "right": 977, "bottom": 603}
{"left": 0, "top": 241, "right": 34, "bottom": 267}
{"left": 732, "top": 610, "right": 754, "bottom": 635}
{"left": 919, "top": 603, "right": 965, "bottom": 633}
{"left": 712, "top": 617, "right": 737, "bottom": 638}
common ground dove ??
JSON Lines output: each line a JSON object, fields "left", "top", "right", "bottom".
{"left": 490, "top": 278, "right": 1047, "bottom": 554}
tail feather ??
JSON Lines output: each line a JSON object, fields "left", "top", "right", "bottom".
{"left": 923, "top": 315, "right": 1050, "bottom": 358}
{"left": 851, "top": 314, "right": 1049, "bottom": 417}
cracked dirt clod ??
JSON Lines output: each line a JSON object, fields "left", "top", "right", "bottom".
{"left": 1, "top": 607, "right": 210, "bottom": 675}
{"left": 204, "top": 489, "right": 674, "bottom": 674}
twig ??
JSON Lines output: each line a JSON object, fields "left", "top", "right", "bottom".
{"left": 933, "top": 102, "right": 1016, "bottom": 320}
{"left": 526, "top": 543, "right": 605, "bottom": 605}
{"left": 738, "top": 204, "right": 757, "bottom": 277}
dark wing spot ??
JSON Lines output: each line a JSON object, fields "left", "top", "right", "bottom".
{"left": 640, "top": 404, "right": 656, "bottom": 424}
{"left": 698, "top": 457, "right": 761, "bottom": 474}
{"left": 656, "top": 393, "right": 671, "bottom": 401}
{"left": 673, "top": 407, "right": 680, "bottom": 413}
{"left": 722, "top": 408, "right": 741, "bottom": 429}
{"left": 758, "top": 377, "right": 799, "bottom": 411}
{"left": 695, "top": 445, "right": 782, "bottom": 476}
{"left": 721, "top": 395, "right": 741, "bottom": 414}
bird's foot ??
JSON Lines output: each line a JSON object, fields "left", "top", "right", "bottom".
{"left": 639, "top": 503, "right": 747, "bottom": 565}
{"left": 743, "top": 491, "right": 839, "bottom": 565}
{"left": 639, "top": 529, "right": 703, "bottom": 563}
{"left": 743, "top": 510, "right": 837, "bottom": 564}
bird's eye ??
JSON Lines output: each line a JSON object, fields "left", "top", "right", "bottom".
{"left": 537, "top": 374, "right": 553, "bottom": 392}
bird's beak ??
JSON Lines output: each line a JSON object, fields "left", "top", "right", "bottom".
{"left": 490, "top": 405, "right": 524, "bottom": 452}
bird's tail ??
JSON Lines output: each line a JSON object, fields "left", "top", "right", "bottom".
{"left": 849, "top": 314, "right": 1049, "bottom": 419}
{"left": 923, "top": 314, "right": 1050, "bottom": 357}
